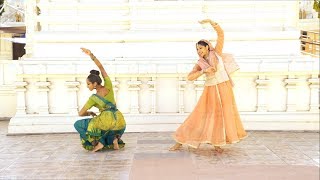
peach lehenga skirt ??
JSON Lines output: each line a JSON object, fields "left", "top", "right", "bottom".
{"left": 173, "top": 81, "right": 247, "bottom": 148}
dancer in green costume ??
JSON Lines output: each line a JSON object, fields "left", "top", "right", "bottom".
{"left": 74, "top": 48, "right": 126, "bottom": 152}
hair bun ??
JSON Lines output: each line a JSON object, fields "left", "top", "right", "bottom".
{"left": 90, "top": 70, "right": 100, "bottom": 76}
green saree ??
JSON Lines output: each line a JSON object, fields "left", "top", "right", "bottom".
{"left": 74, "top": 76, "right": 126, "bottom": 151}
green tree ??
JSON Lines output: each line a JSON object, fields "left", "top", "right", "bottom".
{"left": 314, "top": 0, "right": 320, "bottom": 18}
{"left": 0, "top": 0, "right": 4, "bottom": 16}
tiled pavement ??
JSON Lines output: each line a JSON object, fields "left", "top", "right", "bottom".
{"left": 0, "top": 120, "right": 318, "bottom": 180}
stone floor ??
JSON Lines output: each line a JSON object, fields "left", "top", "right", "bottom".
{"left": 0, "top": 120, "right": 318, "bottom": 180}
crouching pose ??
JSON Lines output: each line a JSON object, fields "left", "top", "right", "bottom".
{"left": 74, "top": 48, "right": 126, "bottom": 152}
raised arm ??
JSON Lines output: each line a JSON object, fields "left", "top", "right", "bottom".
{"left": 212, "top": 22, "right": 224, "bottom": 56}
{"left": 199, "top": 19, "right": 224, "bottom": 56}
{"left": 81, "top": 48, "right": 108, "bottom": 78}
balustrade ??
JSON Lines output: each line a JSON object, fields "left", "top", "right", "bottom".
{"left": 3, "top": 58, "right": 317, "bottom": 116}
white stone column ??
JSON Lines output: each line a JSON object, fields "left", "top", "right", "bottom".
{"left": 35, "top": 81, "right": 51, "bottom": 114}
{"left": 184, "top": 80, "right": 197, "bottom": 113}
{"left": 178, "top": 79, "right": 186, "bottom": 113}
{"left": 194, "top": 80, "right": 204, "bottom": 101}
{"left": 111, "top": 78, "right": 119, "bottom": 102}
{"left": 15, "top": 81, "right": 28, "bottom": 115}
{"left": 296, "top": 76, "right": 311, "bottom": 111}
{"left": 0, "top": 64, "right": 3, "bottom": 85}
{"left": 24, "top": 0, "right": 38, "bottom": 58}
{"left": 285, "top": 76, "right": 299, "bottom": 112}
{"left": 150, "top": 77, "right": 156, "bottom": 114}
{"left": 308, "top": 76, "right": 320, "bottom": 111}
{"left": 256, "top": 76, "right": 269, "bottom": 112}
{"left": 128, "top": 0, "right": 137, "bottom": 30}
{"left": 65, "top": 81, "right": 80, "bottom": 115}
{"left": 0, "top": 34, "right": 13, "bottom": 60}
{"left": 138, "top": 77, "right": 152, "bottom": 113}
{"left": 128, "top": 78, "right": 141, "bottom": 114}
{"left": 116, "top": 78, "right": 130, "bottom": 113}
{"left": 156, "top": 78, "right": 179, "bottom": 113}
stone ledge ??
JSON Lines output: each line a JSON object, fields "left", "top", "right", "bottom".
{"left": 33, "top": 30, "right": 300, "bottom": 42}
{"left": 7, "top": 112, "right": 320, "bottom": 135}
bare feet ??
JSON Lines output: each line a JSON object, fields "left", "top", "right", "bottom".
{"left": 169, "top": 143, "right": 182, "bottom": 151}
{"left": 214, "top": 146, "right": 223, "bottom": 153}
{"left": 113, "top": 138, "right": 119, "bottom": 150}
{"left": 92, "top": 142, "right": 104, "bottom": 152}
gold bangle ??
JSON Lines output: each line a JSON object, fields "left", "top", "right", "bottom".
{"left": 211, "top": 22, "right": 218, "bottom": 27}
{"left": 89, "top": 53, "right": 96, "bottom": 61}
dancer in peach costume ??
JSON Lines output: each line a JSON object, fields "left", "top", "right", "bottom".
{"left": 170, "top": 19, "right": 247, "bottom": 153}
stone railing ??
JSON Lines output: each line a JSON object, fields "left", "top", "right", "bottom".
{"left": 4, "top": 55, "right": 319, "bottom": 134}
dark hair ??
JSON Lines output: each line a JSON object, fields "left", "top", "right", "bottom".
{"left": 197, "top": 40, "right": 209, "bottom": 47}
{"left": 87, "top": 70, "right": 102, "bottom": 85}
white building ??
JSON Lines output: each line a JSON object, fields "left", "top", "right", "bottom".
{"left": 0, "top": 0, "right": 319, "bottom": 134}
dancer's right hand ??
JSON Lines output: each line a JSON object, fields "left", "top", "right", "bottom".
{"left": 87, "top": 111, "right": 97, "bottom": 117}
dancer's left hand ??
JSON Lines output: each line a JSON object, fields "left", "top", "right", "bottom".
{"left": 204, "top": 66, "right": 216, "bottom": 73}
{"left": 199, "top": 19, "right": 215, "bottom": 24}
{"left": 80, "top": 47, "right": 92, "bottom": 56}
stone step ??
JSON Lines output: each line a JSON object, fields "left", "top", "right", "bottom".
{"left": 36, "top": 1, "right": 297, "bottom": 32}
{"left": 32, "top": 30, "right": 300, "bottom": 42}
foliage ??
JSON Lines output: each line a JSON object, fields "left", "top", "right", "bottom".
{"left": 0, "top": 0, "right": 4, "bottom": 16}
{"left": 314, "top": 0, "right": 320, "bottom": 18}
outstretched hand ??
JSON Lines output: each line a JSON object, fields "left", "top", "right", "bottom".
{"left": 80, "top": 47, "right": 92, "bottom": 56}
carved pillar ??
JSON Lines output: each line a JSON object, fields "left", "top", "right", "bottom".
{"left": 24, "top": 0, "right": 39, "bottom": 58}
{"left": 0, "top": 64, "right": 3, "bottom": 85}
{"left": 139, "top": 77, "right": 152, "bottom": 113}
{"left": 256, "top": 75, "right": 269, "bottom": 112}
{"left": 184, "top": 80, "right": 196, "bottom": 113}
{"left": 178, "top": 79, "right": 186, "bottom": 113}
{"left": 0, "top": 34, "right": 13, "bottom": 60}
{"left": 65, "top": 81, "right": 80, "bottom": 115}
{"left": 35, "top": 81, "right": 50, "bottom": 114}
{"left": 150, "top": 77, "right": 156, "bottom": 114}
{"left": 15, "top": 81, "right": 28, "bottom": 115}
{"left": 285, "top": 76, "right": 299, "bottom": 112}
{"left": 116, "top": 78, "right": 130, "bottom": 113}
{"left": 308, "top": 76, "right": 320, "bottom": 111}
{"left": 128, "top": 78, "right": 141, "bottom": 114}
{"left": 110, "top": 77, "right": 118, "bottom": 102}
{"left": 194, "top": 80, "right": 204, "bottom": 101}
{"left": 128, "top": 0, "right": 138, "bottom": 30}
{"left": 296, "top": 76, "right": 311, "bottom": 111}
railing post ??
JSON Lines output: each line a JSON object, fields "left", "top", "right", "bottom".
{"left": 128, "top": 78, "right": 141, "bottom": 114}
{"left": 15, "top": 81, "right": 28, "bottom": 115}
{"left": 65, "top": 81, "right": 80, "bottom": 115}
{"left": 285, "top": 75, "right": 299, "bottom": 112}
{"left": 138, "top": 77, "right": 152, "bottom": 114}
{"left": 309, "top": 75, "right": 320, "bottom": 112}
{"left": 256, "top": 75, "right": 269, "bottom": 112}
{"left": 35, "top": 81, "right": 50, "bottom": 114}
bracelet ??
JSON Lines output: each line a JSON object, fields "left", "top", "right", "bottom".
{"left": 211, "top": 22, "right": 218, "bottom": 27}
{"left": 89, "top": 53, "right": 97, "bottom": 61}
